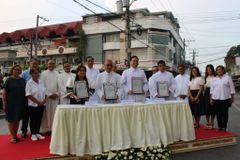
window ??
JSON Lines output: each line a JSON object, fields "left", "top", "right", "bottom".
{"left": 105, "top": 34, "right": 120, "bottom": 42}
{"left": 148, "top": 34, "right": 169, "bottom": 45}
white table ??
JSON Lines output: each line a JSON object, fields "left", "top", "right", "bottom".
{"left": 50, "top": 101, "right": 195, "bottom": 156}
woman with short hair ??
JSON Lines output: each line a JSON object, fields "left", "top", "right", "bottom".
{"left": 2, "top": 65, "right": 27, "bottom": 143}
{"left": 210, "top": 65, "right": 235, "bottom": 132}
{"left": 26, "top": 68, "right": 47, "bottom": 141}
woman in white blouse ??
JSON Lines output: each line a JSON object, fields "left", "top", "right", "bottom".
{"left": 210, "top": 65, "right": 235, "bottom": 132}
{"left": 188, "top": 67, "right": 205, "bottom": 128}
{"left": 26, "top": 68, "right": 47, "bottom": 141}
{"left": 204, "top": 64, "right": 216, "bottom": 129}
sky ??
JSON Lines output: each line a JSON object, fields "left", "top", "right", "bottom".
{"left": 0, "top": 0, "right": 240, "bottom": 71}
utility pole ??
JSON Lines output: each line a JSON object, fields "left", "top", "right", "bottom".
{"left": 192, "top": 49, "right": 196, "bottom": 66}
{"left": 35, "top": 15, "right": 49, "bottom": 58}
{"left": 123, "top": 0, "right": 131, "bottom": 67}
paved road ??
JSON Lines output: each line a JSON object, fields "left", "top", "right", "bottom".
{"left": 175, "top": 96, "right": 240, "bottom": 160}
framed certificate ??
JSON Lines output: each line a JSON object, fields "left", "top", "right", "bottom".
{"left": 157, "top": 81, "right": 170, "bottom": 98}
{"left": 75, "top": 81, "right": 89, "bottom": 99}
{"left": 66, "top": 87, "right": 74, "bottom": 93}
{"left": 132, "top": 77, "right": 144, "bottom": 94}
{"left": 103, "top": 82, "right": 117, "bottom": 100}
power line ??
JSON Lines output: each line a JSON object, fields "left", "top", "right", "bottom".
{"left": 197, "top": 56, "right": 225, "bottom": 64}
{"left": 72, "top": 0, "right": 175, "bottom": 60}
{"left": 188, "top": 45, "right": 234, "bottom": 50}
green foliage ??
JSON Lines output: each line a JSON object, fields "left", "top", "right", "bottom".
{"left": 225, "top": 45, "right": 240, "bottom": 74}
{"left": 76, "top": 28, "right": 87, "bottom": 64}
{"left": 39, "top": 64, "right": 47, "bottom": 71}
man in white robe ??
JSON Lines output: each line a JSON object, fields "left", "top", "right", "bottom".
{"left": 149, "top": 60, "right": 175, "bottom": 100}
{"left": 174, "top": 64, "right": 189, "bottom": 101}
{"left": 121, "top": 56, "right": 148, "bottom": 102}
{"left": 96, "top": 60, "right": 122, "bottom": 103}
{"left": 85, "top": 56, "right": 99, "bottom": 102}
{"left": 40, "top": 60, "right": 59, "bottom": 133}
{"left": 58, "top": 62, "right": 75, "bottom": 104}
{"left": 148, "top": 66, "right": 159, "bottom": 99}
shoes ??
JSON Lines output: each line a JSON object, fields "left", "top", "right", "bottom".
{"left": 36, "top": 134, "right": 45, "bottom": 140}
{"left": 22, "top": 132, "right": 27, "bottom": 139}
{"left": 218, "top": 128, "right": 227, "bottom": 132}
{"left": 31, "top": 135, "right": 38, "bottom": 141}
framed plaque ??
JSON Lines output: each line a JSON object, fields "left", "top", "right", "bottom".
{"left": 132, "top": 77, "right": 144, "bottom": 94}
{"left": 103, "top": 82, "right": 117, "bottom": 100}
{"left": 157, "top": 81, "right": 170, "bottom": 98}
{"left": 75, "top": 81, "right": 89, "bottom": 99}
{"left": 66, "top": 87, "right": 74, "bottom": 93}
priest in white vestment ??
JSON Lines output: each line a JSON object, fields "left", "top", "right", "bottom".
{"left": 121, "top": 56, "right": 148, "bottom": 102}
{"left": 149, "top": 60, "right": 175, "bottom": 100}
{"left": 96, "top": 60, "right": 122, "bottom": 103}
{"left": 85, "top": 56, "right": 99, "bottom": 102}
{"left": 40, "top": 60, "right": 59, "bottom": 133}
{"left": 174, "top": 64, "right": 190, "bottom": 101}
{"left": 58, "top": 62, "right": 75, "bottom": 104}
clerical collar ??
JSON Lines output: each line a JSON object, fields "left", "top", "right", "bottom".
{"left": 87, "top": 66, "right": 93, "bottom": 70}
{"left": 105, "top": 71, "right": 112, "bottom": 74}
{"left": 130, "top": 67, "right": 138, "bottom": 71}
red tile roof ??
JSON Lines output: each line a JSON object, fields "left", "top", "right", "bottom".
{"left": 0, "top": 21, "right": 82, "bottom": 43}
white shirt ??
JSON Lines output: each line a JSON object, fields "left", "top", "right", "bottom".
{"left": 58, "top": 71, "right": 75, "bottom": 104}
{"left": 205, "top": 76, "right": 214, "bottom": 88}
{"left": 174, "top": 74, "right": 190, "bottom": 99}
{"left": 149, "top": 71, "right": 175, "bottom": 99}
{"left": 189, "top": 77, "right": 204, "bottom": 90}
{"left": 86, "top": 66, "right": 99, "bottom": 89}
{"left": 41, "top": 69, "right": 59, "bottom": 96}
{"left": 210, "top": 74, "right": 235, "bottom": 100}
{"left": 121, "top": 67, "right": 148, "bottom": 102}
{"left": 96, "top": 71, "right": 122, "bottom": 101}
{"left": 26, "top": 79, "right": 46, "bottom": 107}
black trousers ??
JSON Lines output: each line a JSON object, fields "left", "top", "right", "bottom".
{"left": 29, "top": 106, "right": 44, "bottom": 135}
{"left": 21, "top": 106, "right": 29, "bottom": 134}
{"left": 213, "top": 99, "right": 231, "bottom": 129}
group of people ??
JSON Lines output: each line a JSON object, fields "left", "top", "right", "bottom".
{"left": 1, "top": 55, "right": 235, "bottom": 144}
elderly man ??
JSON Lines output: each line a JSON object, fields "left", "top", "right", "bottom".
{"left": 96, "top": 60, "right": 122, "bottom": 103}
{"left": 58, "top": 61, "right": 75, "bottom": 104}
{"left": 40, "top": 60, "right": 59, "bottom": 133}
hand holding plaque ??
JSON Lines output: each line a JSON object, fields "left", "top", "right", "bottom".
{"left": 75, "top": 81, "right": 89, "bottom": 99}
{"left": 157, "top": 81, "right": 170, "bottom": 98}
{"left": 103, "top": 82, "right": 117, "bottom": 100}
{"left": 132, "top": 77, "right": 144, "bottom": 94}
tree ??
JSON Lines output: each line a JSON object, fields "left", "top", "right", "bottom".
{"left": 75, "top": 28, "right": 87, "bottom": 64}
{"left": 225, "top": 45, "right": 240, "bottom": 74}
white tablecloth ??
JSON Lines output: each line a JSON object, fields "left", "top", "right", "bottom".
{"left": 50, "top": 101, "right": 195, "bottom": 156}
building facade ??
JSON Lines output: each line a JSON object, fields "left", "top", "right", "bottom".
{"left": 0, "top": 21, "right": 82, "bottom": 72}
{"left": 82, "top": 8, "right": 185, "bottom": 69}
{"left": 0, "top": 8, "right": 185, "bottom": 72}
